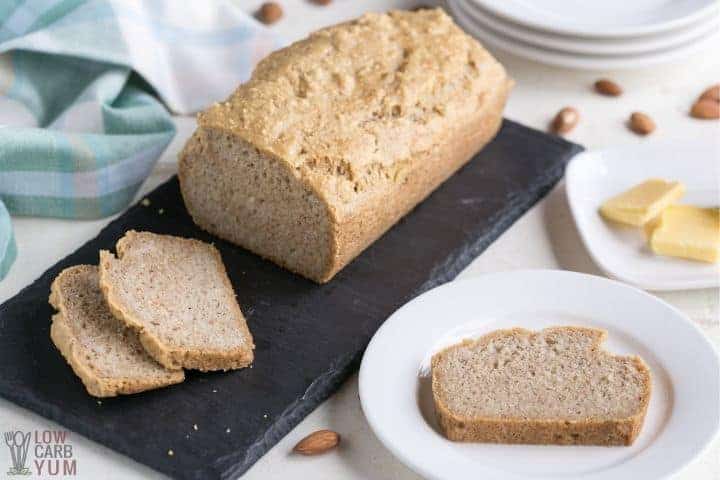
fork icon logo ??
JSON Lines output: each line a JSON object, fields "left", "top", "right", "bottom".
{"left": 4, "top": 431, "right": 31, "bottom": 475}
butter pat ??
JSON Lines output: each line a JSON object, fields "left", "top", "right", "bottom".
{"left": 648, "top": 205, "right": 720, "bottom": 263}
{"left": 599, "top": 179, "right": 686, "bottom": 226}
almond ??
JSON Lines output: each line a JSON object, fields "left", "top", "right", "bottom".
{"left": 257, "top": 2, "right": 283, "bottom": 24}
{"left": 312, "top": 0, "right": 332, "bottom": 4}
{"left": 690, "top": 99, "right": 720, "bottom": 119}
{"left": 628, "top": 112, "right": 655, "bottom": 135}
{"left": 699, "top": 84, "right": 720, "bottom": 102}
{"left": 550, "top": 107, "right": 579, "bottom": 135}
{"left": 293, "top": 430, "right": 340, "bottom": 455}
{"left": 594, "top": 79, "right": 623, "bottom": 97}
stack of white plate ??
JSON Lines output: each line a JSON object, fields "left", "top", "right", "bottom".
{"left": 447, "top": 0, "right": 720, "bottom": 70}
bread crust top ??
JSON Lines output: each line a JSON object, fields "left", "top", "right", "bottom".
{"left": 197, "top": 9, "right": 510, "bottom": 209}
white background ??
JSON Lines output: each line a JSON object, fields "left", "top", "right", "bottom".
{"left": 1, "top": 0, "right": 718, "bottom": 479}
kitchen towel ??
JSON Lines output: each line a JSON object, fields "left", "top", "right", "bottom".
{"left": 0, "top": 0, "right": 279, "bottom": 279}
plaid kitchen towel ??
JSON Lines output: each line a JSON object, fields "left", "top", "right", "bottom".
{"left": 0, "top": 0, "right": 278, "bottom": 279}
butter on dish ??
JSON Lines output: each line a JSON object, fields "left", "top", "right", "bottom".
{"left": 599, "top": 179, "right": 686, "bottom": 226}
{"left": 647, "top": 205, "right": 720, "bottom": 263}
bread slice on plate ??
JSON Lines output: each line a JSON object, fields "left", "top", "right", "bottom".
{"left": 99, "top": 231, "right": 254, "bottom": 371}
{"left": 49, "top": 265, "right": 184, "bottom": 397}
{"left": 431, "top": 326, "right": 651, "bottom": 446}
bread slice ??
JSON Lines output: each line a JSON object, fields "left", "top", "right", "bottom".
{"left": 99, "top": 231, "right": 254, "bottom": 371}
{"left": 431, "top": 327, "right": 651, "bottom": 446}
{"left": 49, "top": 265, "right": 184, "bottom": 397}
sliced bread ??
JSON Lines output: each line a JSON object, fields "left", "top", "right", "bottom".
{"left": 99, "top": 231, "right": 254, "bottom": 371}
{"left": 49, "top": 265, "right": 184, "bottom": 397}
{"left": 431, "top": 327, "right": 651, "bottom": 446}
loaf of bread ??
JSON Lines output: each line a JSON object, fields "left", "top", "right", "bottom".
{"left": 49, "top": 265, "right": 184, "bottom": 397}
{"left": 431, "top": 327, "right": 651, "bottom": 446}
{"left": 179, "top": 8, "right": 512, "bottom": 283}
{"left": 99, "top": 231, "right": 254, "bottom": 371}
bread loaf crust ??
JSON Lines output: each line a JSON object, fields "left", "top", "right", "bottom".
{"left": 431, "top": 327, "right": 652, "bottom": 446}
{"left": 179, "top": 9, "right": 512, "bottom": 283}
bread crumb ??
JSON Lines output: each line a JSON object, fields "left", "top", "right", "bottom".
{"left": 212, "top": 389, "right": 217, "bottom": 393}
{"left": 141, "top": 198, "right": 151, "bottom": 207}
{"left": 96, "top": 400, "right": 102, "bottom": 405}
{"left": 263, "top": 414, "right": 268, "bottom": 419}
{"left": 226, "top": 428, "right": 231, "bottom": 433}
{"left": 158, "top": 208, "right": 165, "bottom": 215}
{"left": 167, "top": 449, "right": 174, "bottom": 456}
{"left": 193, "top": 424, "right": 198, "bottom": 431}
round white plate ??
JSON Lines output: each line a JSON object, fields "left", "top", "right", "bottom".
{"left": 359, "top": 270, "right": 720, "bottom": 480}
{"left": 468, "top": 0, "right": 720, "bottom": 38}
{"left": 449, "top": 0, "right": 720, "bottom": 70}
{"left": 565, "top": 140, "right": 720, "bottom": 291}
{"left": 458, "top": 0, "right": 720, "bottom": 55}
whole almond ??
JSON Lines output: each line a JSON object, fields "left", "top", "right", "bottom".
{"left": 551, "top": 107, "right": 579, "bottom": 135}
{"left": 628, "top": 112, "right": 655, "bottom": 135}
{"left": 699, "top": 84, "right": 720, "bottom": 102}
{"left": 257, "top": 2, "right": 283, "bottom": 24}
{"left": 312, "top": 0, "right": 332, "bottom": 5}
{"left": 690, "top": 99, "right": 720, "bottom": 119}
{"left": 594, "top": 79, "right": 623, "bottom": 97}
{"left": 293, "top": 430, "right": 340, "bottom": 455}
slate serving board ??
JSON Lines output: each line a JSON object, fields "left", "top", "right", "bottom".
{"left": 0, "top": 120, "right": 582, "bottom": 479}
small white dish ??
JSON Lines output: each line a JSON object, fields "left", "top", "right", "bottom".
{"left": 449, "top": 0, "right": 720, "bottom": 70}
{"left": 468, "top": 0, "right": 720, "bottom": 38}
{"left": 566, "top": 141, "right": 720, "bottom": 291}
{"left": 359, "top": 270, "right": 720, "bottom": 480}
{"left": 458, "top": 0, "right": 720, "bottom": 56}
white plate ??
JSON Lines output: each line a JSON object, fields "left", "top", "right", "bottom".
{"left": 449, "top": 0, "right": 720, "bottom": 70}
{"left": 359, "top": 270, "right": 720, "bottom": 480}
{"left": 469, "top": 0, "right": 720, "bottom": 38}
{"left": 566, "top": 141, "right": 720, "bottom": 291}
{"left": 458, "top": 0, "right": 720, "bottom": 55}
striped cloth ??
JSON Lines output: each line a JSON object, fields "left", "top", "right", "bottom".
{"left": 0, "top": 0, "right": 278, "bottom": 279}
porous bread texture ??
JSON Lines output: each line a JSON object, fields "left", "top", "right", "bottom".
{"left": 99, "top": 231, "right": 254, "bottom": 372}
{"left": 179, "top": 8, "right": 513, "bottom": 283}
{"left": 431, "top": 327, "right": 651, "bottom": 446}
{"left": 49, "top": 265, "right": 184, "bottom": 397}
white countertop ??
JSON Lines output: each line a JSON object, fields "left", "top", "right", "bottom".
{"left": 1, "top": 1, "right": 718, "bottom": 479}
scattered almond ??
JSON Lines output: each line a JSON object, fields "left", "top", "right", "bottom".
{"left": 628, "top": 112, "right": 656, "bottom": 135}
{"left": 257, "top": 2, "right": 283, "bottom": 24}
{"left": 699, "top": 84, "right": 720, "bottom": 102}
{"left": 690, "top": 99, "right": 720, "bottom": 119}
{"left": 594, "top": 79, "right": 623, "bottom": 97}
{"left": 550, "top": 107, "right": 579, "bottom": 135}
{"left": 293, "top": 430, "right": 340, "bottom": 455}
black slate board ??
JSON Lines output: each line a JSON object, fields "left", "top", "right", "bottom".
{"left": 0, "top": 120, "right": 582, "bottom": 479}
